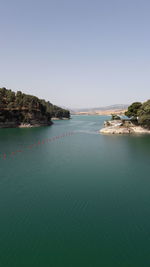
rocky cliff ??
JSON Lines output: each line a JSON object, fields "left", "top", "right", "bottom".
{"left": 0, "top": 87, "right": 70, "bottom": 128}
{"left": 0, "top": 109, "right": 52, "bottom": 128}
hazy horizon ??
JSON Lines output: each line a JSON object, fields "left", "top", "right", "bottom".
{"left": 1, "top": 0, "right": 150, "bottom": 108}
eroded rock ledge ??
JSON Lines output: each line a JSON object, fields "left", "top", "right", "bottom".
{"left": 100, "top": 120, "right": 150, "bottom": 134}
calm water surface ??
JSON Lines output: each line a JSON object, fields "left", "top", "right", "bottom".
{"left": 0, "top": 115, "right": 150, "bottom": 267}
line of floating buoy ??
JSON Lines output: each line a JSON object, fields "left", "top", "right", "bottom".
{"left": 0, "top": 131, "right": 75, "bottom": 160}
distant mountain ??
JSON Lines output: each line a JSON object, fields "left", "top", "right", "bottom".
{"left": 71, "top": 104, "right": 129, "bottom": 113}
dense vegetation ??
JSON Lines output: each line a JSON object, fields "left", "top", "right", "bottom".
{"left": 111, "top": 114, "right": 121, "bottom": 120}
{"left": 0, "top": 87, "right": 70, "bottom": 119}
{"left": 125, "top": 100, "right": 150, "bottom": 128}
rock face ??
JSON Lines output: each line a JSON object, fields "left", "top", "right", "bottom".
{"left": 104, "top": 120, "right": 123, "bottom": 127}
{"left": 100, "top": 120, "right": 150, "bottom": 134}
{"left": 0, "top": 109, "right": 52, "bottom": 128}
{"left": 100, "top": 126, "right": 133, "bottom": 134}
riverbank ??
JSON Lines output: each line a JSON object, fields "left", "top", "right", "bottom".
{"left": 51, "top": 117, "right": 70, "bottom": 120}
{"left": 0, "top": 121, "right": 53, "bottom": 128}
{"left": 19, "top": 122, "right": 53, "bottom": 128}
{"left": 0, "top": 117, "right": 71, "bottom": 128}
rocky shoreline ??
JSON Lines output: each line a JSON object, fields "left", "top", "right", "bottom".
{"left": 0, "top": 121, "right": 53, "bottom": 129}
{"left": 100, "top": 120, "right": 150, "bottom": 135}
{"left": 0, "top": 117, "right": 70, "bottom": 128}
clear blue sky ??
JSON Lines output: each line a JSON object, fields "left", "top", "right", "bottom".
{"left": 0, "top": 0, "right": 150, "bottom": 108}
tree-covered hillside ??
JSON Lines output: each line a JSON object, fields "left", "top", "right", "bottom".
{"left": 0, "top": 87, "right": 70, "bottom": 127}
{"left": 0, "top": 87, "right": 70, "bottom": 118}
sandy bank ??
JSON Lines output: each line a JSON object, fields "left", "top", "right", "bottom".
{"left": 51, "top": 117, "right": 70, "bottom": 120}
{"left": 19, "top": 122, "right": 52, "bottom": 128}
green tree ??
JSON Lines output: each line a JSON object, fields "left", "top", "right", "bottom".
{"left": 137, "top": 100, "right": 150, "bottom": 128}
{"left": 125, "top": 102, "right": 142, "bottom": 119}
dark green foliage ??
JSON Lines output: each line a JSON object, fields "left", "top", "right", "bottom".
{"left": 125, "top": 102, "right": 142, "bottom": 119}
{"left": 125, "top": 100, "right": 150, "bottom": 128}
{"left": 0, "top": 88, "right": 70, "bottom": 125}
{"left": 111, "top": 114, "right": 120, "bottom": 120}
{"left": 137, "top": 100, "right": 150, "bottom": 128}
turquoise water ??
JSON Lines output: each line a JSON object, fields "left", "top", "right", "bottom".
{"left": 0, "top": 115, "right": 150, "bottom": 267}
